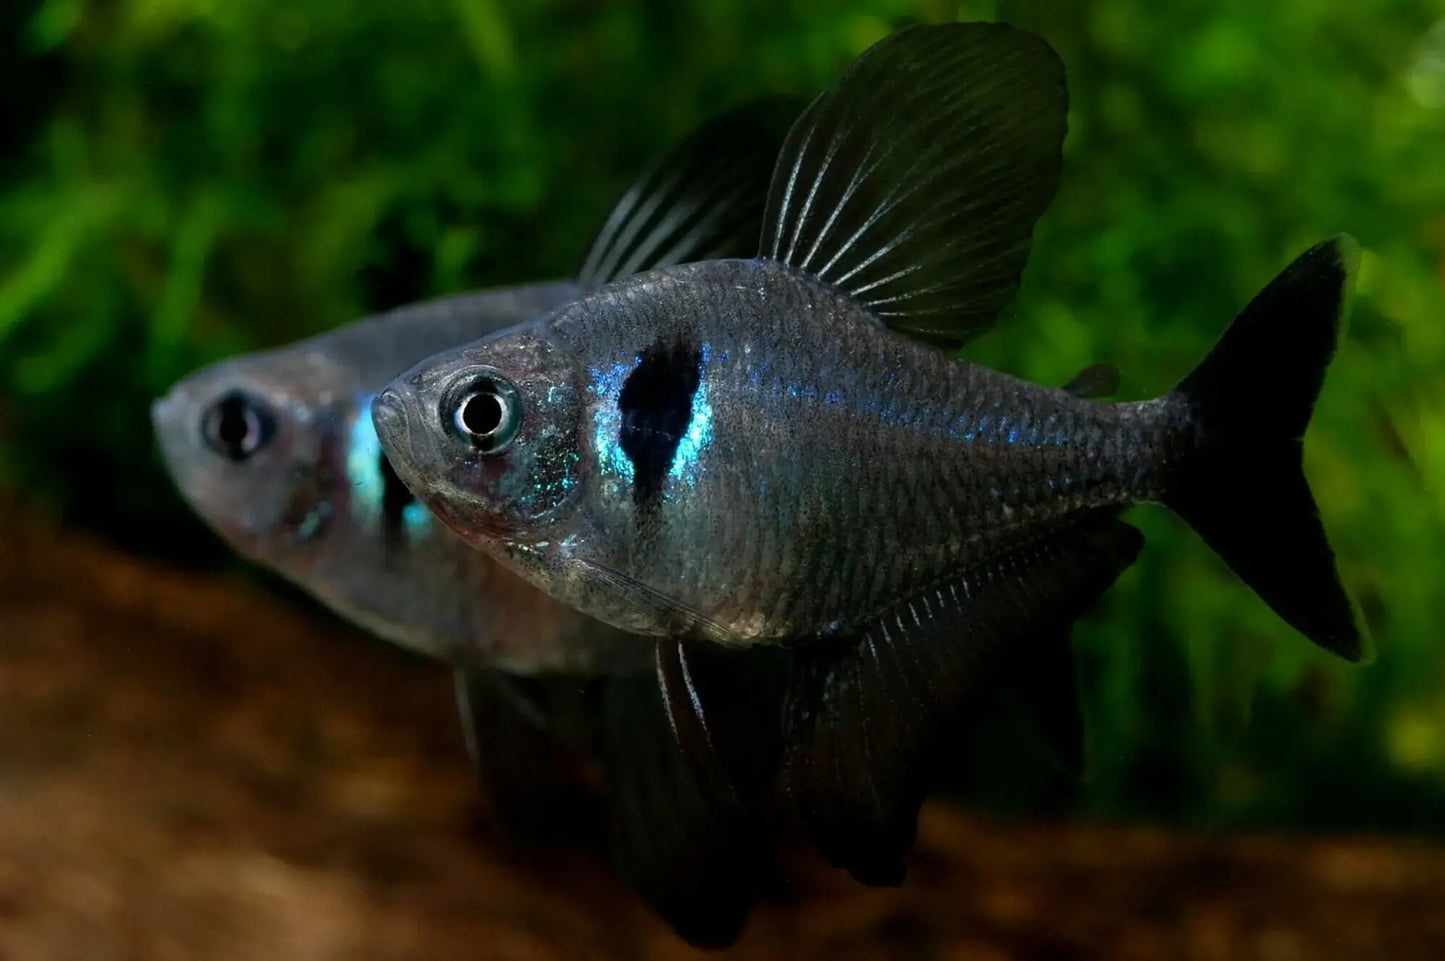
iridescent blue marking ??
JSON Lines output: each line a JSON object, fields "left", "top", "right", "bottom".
{"left": 347, "top": 396, "right": 431, "bottom": 541}
{"left": 668, "top": 344, "right": 714, "bottom": 489}
{"left": 736, "top": 359, "right": 1073, "bottom": 455}
{"left": 296, "top": 506, "right": 327, "bottom": 541}
{"left": 588, "top": 357, "right": 637, "bottom": 482}
{"left": 956, "top": 411, "right": 975, "bottom": 441}
{"left": 402, "top": 501, "right": 430, "bottom": 539}
{"left": 347, "top": 402, "right": 386, "bottom": 530}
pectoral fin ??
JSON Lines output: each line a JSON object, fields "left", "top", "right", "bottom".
{"left": 566, "top": 551, "right": 735, "bottom": 644}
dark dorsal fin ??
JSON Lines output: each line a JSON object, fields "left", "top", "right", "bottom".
{"left": 576, "top": 97, "right": 803, "bottom": 287}
{"left": 761, "top": 22, "right": 1068, "bottom": 349}
{"left": 782, "top": 511, "right": 1141, "bottom": 885}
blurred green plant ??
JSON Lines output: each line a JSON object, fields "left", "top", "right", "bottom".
{"left": 1, "top": 0, "right": 1443, "bottom": 831}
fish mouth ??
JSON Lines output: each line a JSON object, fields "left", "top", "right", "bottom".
{"left": 370, "top": 389, "right": 413, "bottom": 459}
{"left": 150, "top": 388, "right": 192, "bottom": 478}
{"left": 149, "top": 392, "right": 177, "bottom": 434}
{"left": 370, "top": 388, "right": 441, "bottom": 506}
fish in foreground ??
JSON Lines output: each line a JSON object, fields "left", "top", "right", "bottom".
{"left": 374, "top": 21, "right": 1369, "bottom": 887}
{"left": 152, "top": 99, "right": 807, "bottom": 946}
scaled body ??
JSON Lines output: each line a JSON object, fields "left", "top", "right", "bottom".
{"left": 379, "top": 260, "right": 1185, "bottom": 645}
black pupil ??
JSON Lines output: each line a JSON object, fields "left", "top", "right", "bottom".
{"left": 204, "top": 392, "right": 272, "bottom": 461}
{"left": 217, "top": 401, "right": 251, "bottom": 445}
{"left": 460, "top": 391, "right": 504, "bottom": 436}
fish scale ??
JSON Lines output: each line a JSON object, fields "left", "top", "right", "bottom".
{"left": 520, "top": 260, "right": 1169, "bottom": 641}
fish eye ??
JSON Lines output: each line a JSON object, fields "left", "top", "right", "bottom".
{"left": 448, "top": 373, "right": 521, "bottom": 454}
{"left": 201, "top": 390, "right": 276, "bottom": 462}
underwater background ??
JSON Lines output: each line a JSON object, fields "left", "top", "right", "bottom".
{"left": 2, "top": 0, "right": 1445, "bottom": 955}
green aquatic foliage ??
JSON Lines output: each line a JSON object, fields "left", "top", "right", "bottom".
{"left": 1, "top": 0, "right": 1443, "bottom": 829}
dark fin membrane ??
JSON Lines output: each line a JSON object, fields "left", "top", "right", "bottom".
{"left": 1063, "top": 362, "right": 1121, "bottom": 400}
{"left": 453, "top": 668, "right": 602, "bottom": 843}
{"left": 599, "top": 652, "right": 787, "bottom": 948}
{"left": 653, "top": 638, "right": 791, "bottom": 815}
{"left": 577, "top": 97, "right": 804, "bottom": 287}
{"left": 783, "top": 512, "right": 1142, "bottom": 885}
{"left": 760, "top": 22, "right": 1067, "bottom": 349}
{"left": 998, "top": 629, "right": 1085, "bottom": 777}
{"left": 1167, "top": 235, "right": 1368, "bottom": 662}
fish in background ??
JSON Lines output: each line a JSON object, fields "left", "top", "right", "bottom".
{"left": 373, "top": 21, "right": 1369, "bottom": 890}
{"left": 152, "top": 99, "right": 807, "bottom": 946}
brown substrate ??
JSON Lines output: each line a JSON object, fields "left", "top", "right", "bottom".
{"left": 1, "top": 501, "right": 1441, "bottom": 960}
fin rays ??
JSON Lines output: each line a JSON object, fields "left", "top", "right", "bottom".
{"left": 762, "top": 22, "right": 1067, "bottom": 348}
{"left": 578, "top": 97, "right": 803, "bottom": 288}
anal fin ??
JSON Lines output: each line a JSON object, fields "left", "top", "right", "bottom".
{"left": 783, "top": 512, "right": 1142, "bottom": 885}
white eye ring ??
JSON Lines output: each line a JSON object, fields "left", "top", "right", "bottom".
{"left": 202, "top": 390, "right": 275, "bottom": 462}
{"left": 449, "top": 374, "right": 522, "bottom": 454}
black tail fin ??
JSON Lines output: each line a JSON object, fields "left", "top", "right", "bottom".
{"left": 1166, "top": 235, "right": 1368, "bottom": 661}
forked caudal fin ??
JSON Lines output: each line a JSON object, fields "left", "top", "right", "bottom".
{"left": 1167, "top": 235, "right": 1369, "bottom": 662}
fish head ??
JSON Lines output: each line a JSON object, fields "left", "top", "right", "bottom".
{"left": 151, "top": 348, "right": 359, "bottom": 565}
{"left": 372, "top": 320, "right": 587, "bottom": 548}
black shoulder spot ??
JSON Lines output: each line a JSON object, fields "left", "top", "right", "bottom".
{"left": 619, "top": 339, "right": 703, "bottom": 506}
{"left": 379, "top": 450, "right": 416, "bottom": 550}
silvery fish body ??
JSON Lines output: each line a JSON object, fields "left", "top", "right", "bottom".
{"left": 374, "top": 23, "right": 1364, "bottom": 665}
{"left": 376, "top": 259, "right": 1181, "bottom": 645}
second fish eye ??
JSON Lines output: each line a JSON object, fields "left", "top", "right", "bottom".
{"left": 201, "top": 390, "right": 275, "bottom": 462}
{"left": 450, "top": 374, "right": 521, "bottom": 454}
